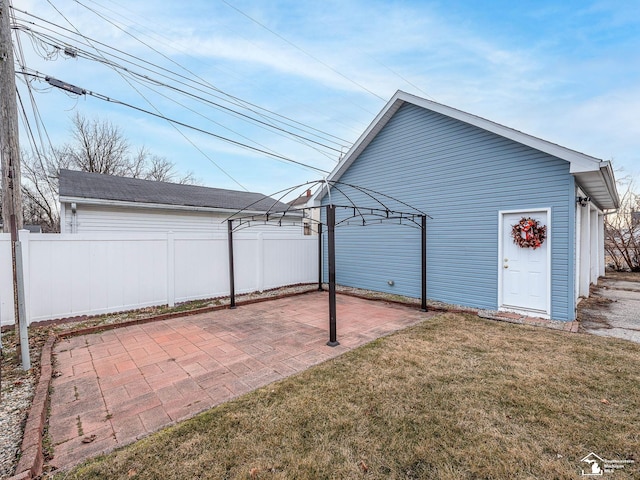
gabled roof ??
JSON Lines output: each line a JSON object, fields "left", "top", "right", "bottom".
{"left": 59, "top": 169, "right": 289, "bottom": 213}
{"left": 313, "top": 90, "right": 619, "bottom": 210}
{"left": 288, "top": 189, "right": 313, "bottom": 208}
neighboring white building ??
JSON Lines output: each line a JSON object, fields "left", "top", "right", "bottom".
{"left": 59, "top": 169, "right": 302, "bottom": 234}
{"left": 288, "top": 188, "right": 321, "bottom": 235}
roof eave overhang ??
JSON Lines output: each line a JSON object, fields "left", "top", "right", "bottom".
{"left": 311, "top": 90, "right": 620, "bottom": 211}
{"left": 310, "top": 92, "right": 407, "bottom": 206}
{"left": 59, "top": 196, "right": 278, "bottom": 216}
{"left": 574, "top": 161, "right": 620, "bottom": 211}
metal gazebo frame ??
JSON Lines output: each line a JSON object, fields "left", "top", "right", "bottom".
{"left": 226, "top": 181, "right": 430, "bottom": 347}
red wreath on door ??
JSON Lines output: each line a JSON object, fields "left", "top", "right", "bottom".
{"left": 511, "top": 217, "right": 546, "bottom": 249}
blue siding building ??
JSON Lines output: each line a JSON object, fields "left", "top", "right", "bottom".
{"left": 313, "top": 91, "right": 619, "bottom": 321}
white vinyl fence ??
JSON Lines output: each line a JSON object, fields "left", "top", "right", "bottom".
{"left": 0, "top": 231, "right": 318, "bottom": 326}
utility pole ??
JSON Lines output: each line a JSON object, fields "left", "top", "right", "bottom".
{"left": 1, "top": 0, "right": 30, "bottom": 370}
{"left": 0, "top": 0, "right": 22, "bottom": 232}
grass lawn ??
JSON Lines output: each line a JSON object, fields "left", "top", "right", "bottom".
{"left": 55, "top": 312, "right": 639, "bottom": 479}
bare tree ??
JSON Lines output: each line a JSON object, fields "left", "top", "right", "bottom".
{"left": 20, "top": 113, "right": 197, "bottom": 232}
{"left": 145, "top": 155, "right": 196, "bottom": 184}
{"left": 123, "top": 146, "right": 149, "bottom": 179}
{"left": 20, "top": 147, "right": 71, "bottom": 232}
{"left": 60, "top": 113, "right": 194, "bottom": 182}
{"left": 605, "top": 176, "right": 640, "bottom": 271}
{"left": 60, "top": 113, "right": 130, "bottom": 175}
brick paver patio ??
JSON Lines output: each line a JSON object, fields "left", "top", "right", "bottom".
{"left": 47, "top": 292, "right": 433, "bottom": 471}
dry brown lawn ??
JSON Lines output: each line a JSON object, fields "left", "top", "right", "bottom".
{"left": 54, "top": 312, "right": 640, "bottom": 479}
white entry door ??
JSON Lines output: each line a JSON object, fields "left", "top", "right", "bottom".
{"left": 500, "top": 210, "right": 550, "bottom": 316}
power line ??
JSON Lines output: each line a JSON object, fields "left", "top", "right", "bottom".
{"left": 116, "top": 71, "right": 251, "bottom": 191}
{"left": 219, "top": 0, "right": 386, "bottom": 102}
{"left": 12, "top": 14, "right": 53, "bottom": 158}
{"left": 12, "top": 6, "right": 353, "bottom": 146}
{"left": 18, "top": 24, "right": 339, "bottom": 173}
{"left": 23, "top": 70, "right": 330, "bottom": 174}
{"left": 79, "top": 0, "right": 372, "bottom": 136}
{"left": 120, "top": 73, "right": 251, "bottom": 190}
{"left": 22, "top": 26, "right": 343, "bottom": 155}
{"left": 70, "top": 1, "right": 355, "bottom": 145}
{"left": 372, "top": 59, "right": 436, "bottom": 101}
{"left": 45, "top": 0, "right": 249, "bottom": 190}
{"left": 14, "top": 16, "right": 351, "bottom": 154}
{"left": 16, "top": 89, "right": 58, "bottom": 208}
{"left": 124, "top": 72, "right": 337, "bottom": 163}
{"left": 99, "top": 92, "right": 331, "bottom": 174}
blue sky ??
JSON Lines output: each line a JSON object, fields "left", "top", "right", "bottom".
{"left": 14, "top": 0, "right": 640, "bottom": 199}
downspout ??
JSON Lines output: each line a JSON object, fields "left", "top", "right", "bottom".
{"left": 71, "top": 202, "right": 77, "bottom": 234}
{"left": 59, "top": 202, "right": 66, "bottom": 233}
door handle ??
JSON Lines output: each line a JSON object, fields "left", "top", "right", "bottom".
{"left": 504, "top": 265, "right": 509, "bottom": 269}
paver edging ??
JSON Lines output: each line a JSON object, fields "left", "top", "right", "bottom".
{"left": 9, "top": 335, "right": 56, "bottom": 480}
{"left": 5, "top": 471, "right": 30, "bottom": 480}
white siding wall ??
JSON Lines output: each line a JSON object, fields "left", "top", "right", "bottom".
{"left": 0, "top": 231, "right": 317, "bottom": 326}
{"left": 61, "top": 203, "right": 302, "bottom": 235}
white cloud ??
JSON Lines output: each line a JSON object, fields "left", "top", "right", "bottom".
{"left": 13, "top": 0, "right": 640, "bottom": 193}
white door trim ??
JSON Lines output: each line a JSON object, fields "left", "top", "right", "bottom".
{"left": 498, "top": 208, "right": 552, "bottom": 318}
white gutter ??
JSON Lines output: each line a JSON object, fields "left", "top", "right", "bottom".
{"left": 311, "top": 90, "right": 610, "bottom": 205}
{"left": 599, "top": 161, "right": 620, "bottom": 210}
{"left": 58, "top": 196, "right": 286, "bottom": 216}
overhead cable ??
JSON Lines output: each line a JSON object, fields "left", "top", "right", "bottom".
{"left": 43, "top": 0, "right": 249, "bottom": 190}
{"left": 23, "top": 70, "right": 330, "bottom": 174}
{"left": 12, "top": 6, "right": 352, "bottom": 146}
{"left": 14, "top": 18, "right": 350, "bottom": 154}
{"left": 219, "top": 0, "right": 386, "bottom": 102}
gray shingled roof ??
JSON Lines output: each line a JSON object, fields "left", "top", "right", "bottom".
{"left": 58, "top": 169, "right": 290, "bottom": 213}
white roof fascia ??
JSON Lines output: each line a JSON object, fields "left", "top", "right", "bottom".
{"left": 597, "top": 161, "right": 620, "bottom": 209}
{"left": 313, "top": 90, "right": 610, "bottom": 201}
{"left": 396, "top": 91, "right": 605, "bottom": 174}
{"left": 59, "top": 196, "right": 280, "bottom": 216}
{"left": 309, "top": 91, "right": 406, "bottom": 206}
{"left": 573, "top": 161, "right": 620, "bottom": 211}
{"left": 601, "top": 161, "right": 620, "bottom": 209}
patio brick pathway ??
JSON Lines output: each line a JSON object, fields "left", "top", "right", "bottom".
{"left": 47, "top": 292, "right": 433, "bottom": 471}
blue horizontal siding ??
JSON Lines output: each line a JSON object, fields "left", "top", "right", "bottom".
{"left": 322, "top": 103, "right": 576, "bottom": 320}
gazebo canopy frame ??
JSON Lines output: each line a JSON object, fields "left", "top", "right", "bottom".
{"left": 226, "top": 180, "right": 430, "bottom": 347}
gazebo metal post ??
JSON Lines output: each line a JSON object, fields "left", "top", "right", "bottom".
{"left": 421, "top": 214, "right": 427, "bottom": 312}
{"left": 327, "top": 205, "right": 339, "bottom": 346}
{"left": 227, "top": 219, "right": 236, "bottom": 309}
{"left": 317, "top": 222, "right": 323, "bottom": 291}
